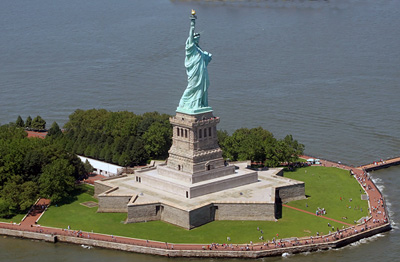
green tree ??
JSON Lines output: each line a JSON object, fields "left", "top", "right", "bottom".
{"left": 137, "top": 112, "right": 161, "bottom": 135}
{"left": 0, "top": 199, "right": 12, "bottom": 218}
{"left": 22, "top": 148, "right": 44, "bottom": 182}
{"left": 104, "top": 147, "right": 113, "bottom": 163}
{"left": 16, "top": 115, "right": 25, "bottom": 128}
{"left": 0, "top": 138, "right": 32, "bottom": 186}
{"left": 217, "top": 127, "right": 303, "bottom": 167}
{"left": 143, "top": 121, "right": 172, "bottom": 159}
{"left": 39, "top": 159, "right": 75, "bottom": 203}
{"left": 25, "top": 116, "right": 32, "bottom": 128}
{"left": 59, "top": 109, "right": 172, "bottom": 165}
{"left": 221, "top": 127, "right": 274, "bottom": 162}
{"left": 264, "top": 136, "right": 304, "bottom": 167}
{"left": 118, "top": 152, "right": 131, "bottom": 167}
{"left": 76, "top": 141, "right": 87, "bottom": 155}
{"left": 217, "top": 130, "right": 229, "bottom": 148}
{"left": 84, "top": 145, "right": 92, "bottom": 157}
{"left": 31, "top": 115, "right": 46, "bottom": 130}
{"left": 47, "top": 121, "right": 62, "bottom": 137}
{"left": 90, "top": 146, "right": 99, "bottom": 159}
{"left": 98, "top": 146, "right": 107, "bottom": 160}
{"left": 0, "top": 123, "right": 92, "bottom": 214}
{"left": 1, "top": 179, "right": 22, "bottom": 214}
{"left": 0, "top": 124, "right": 26, "bottom": 141}
{"left": 131, "top": 138, "right": 148, "bottom": 166}
{"left": 19, "top": 181, "right": 39, "bottom": 210}
{"left": 282, "top": 134, "right": 305, "bottom": 162}
{"left": 265, "top": 140, "right": 286, "bottom": 167}
{"left": 67, "top": 154, "right": 90, "bottom": 180}
{"left": 112, "top": 137, "right": 126, "bottom": 155}
{"left": 1, "top": 177, "right": 38, "bottom": 215}
{"left": 112, "top": 153, "right": 121, "bottom": 164}
{"left": 83, "top": 159, "right": 94, "bottom": 174}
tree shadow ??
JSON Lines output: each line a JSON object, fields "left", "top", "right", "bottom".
{"left": 54, "top": 185, "right": 90, "bottom": 206}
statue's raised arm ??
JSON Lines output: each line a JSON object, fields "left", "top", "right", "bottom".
{"left": 188, "top": 14, "right": 195, "bottom": 46}
{"left": 177, "top": 10, "right": 213, "bottom": 115}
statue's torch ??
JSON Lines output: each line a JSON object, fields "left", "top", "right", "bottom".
{"left": 191, "top": 9, "right": 197, "bottom": 20}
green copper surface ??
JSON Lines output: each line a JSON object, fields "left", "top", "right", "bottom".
{"left": 177, "top": 14, "right": 213, "bottom": 115}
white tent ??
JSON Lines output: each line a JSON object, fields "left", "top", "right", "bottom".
{"left": 78, "top": 155, "right": 122, "bottom": 177}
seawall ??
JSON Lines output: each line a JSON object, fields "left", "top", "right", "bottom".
{"left": 0, "top": 222, "right": 391, "bottom": 258}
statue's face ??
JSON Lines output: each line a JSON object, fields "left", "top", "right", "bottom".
{"left": 194, "top": 35, "right": 200, "bottom": 44}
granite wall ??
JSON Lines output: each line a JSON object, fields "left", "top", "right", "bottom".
{"left": 215, "top": 203, "right": 275, "bottom": 221}
{"left": 94, "top": 181, "right": 113, "bottom": 198}
{"left": 97, "top": 193, "right": 132, "bottom": 213}
{"left": 276, "top": 183, "right": 306, "bottom": 203}
{"left": 126, "top": 202, "right": 275, "bottom": 229}
{"left": 127, "top": 203, "right": 161, "bottom": 223}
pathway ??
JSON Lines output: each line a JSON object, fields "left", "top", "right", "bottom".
{"left": 20, "top": 198, "right": 51, "bottom": 228}
{"left": 283, "top": 204, "right": 353, "bottom": 227}
{"left": 360, "top": 156, "right": 400, "bottom": 171}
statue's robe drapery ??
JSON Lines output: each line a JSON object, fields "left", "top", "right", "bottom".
{"left": 178, "top": 36, "right": 212, "bottom": 111}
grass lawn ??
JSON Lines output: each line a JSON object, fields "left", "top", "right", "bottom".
{"left": 284, "top": 166, "right": 368, "bottom": 223}
{"left": 38, "top": 166, "right": 368, "bottom": 244}
{"left": 39, "top": 194, "right": 344, "bottom": 244}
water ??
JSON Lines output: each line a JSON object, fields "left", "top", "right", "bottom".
{"left": 0, "top": 0, "right": 399, "bottom": 261}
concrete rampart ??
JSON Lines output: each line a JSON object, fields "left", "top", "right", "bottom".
{"left": 189, "top": 203, "right": 214, "bottom": 228}
{"left": 97, "top": 188, "right": 132, "bottom": 213}
{"left": 190, "top": 171, "right": 258, "bottom": 198}
{"left": 127, "top": 202, "right": 276, "bottom": 229}
{"left": 215, "top": 203, "right": 275, "bottom": 221}
{"left": 276, "top": 183, "right": 306, "bottom": 203}
{"left": 127, "top": 203, "right": 161, "bottom": 223}
{"left": 161, "top": 204, "right": 190, "bottom": 229}
{"left": 122, "top": 203, "right": 194, "bottom": 228}
{"left": 94, "top": 181, "right": 114, "bottom": 198}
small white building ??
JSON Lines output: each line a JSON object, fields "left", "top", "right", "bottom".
{"left": 78, "top": 155, "right": 123, "bottom": 177}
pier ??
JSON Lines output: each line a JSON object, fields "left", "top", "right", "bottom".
{"left": 360, "top": 156, "right": 400, "bottom": 171}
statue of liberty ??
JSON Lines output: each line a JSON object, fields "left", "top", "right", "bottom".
{"left": 177, "top": 10, "right": 213, "bottom": 114}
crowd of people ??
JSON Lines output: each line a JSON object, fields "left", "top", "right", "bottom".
{"left": 315, "top": 207, "right": 327, "bottom": 216}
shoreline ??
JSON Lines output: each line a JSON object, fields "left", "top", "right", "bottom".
{"left": 0, "top": 156, "right": 392, "bottom": 258}
{"left": 0, "top": 223, "right": 392, "bottom": 258}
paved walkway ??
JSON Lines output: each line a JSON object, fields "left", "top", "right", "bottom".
{"left": 20, "top": 198, "right": 51, "bottom": 227}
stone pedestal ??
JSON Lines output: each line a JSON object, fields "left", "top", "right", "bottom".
{"left": 136, "top": 111, "right": 258, "bottom": 199}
